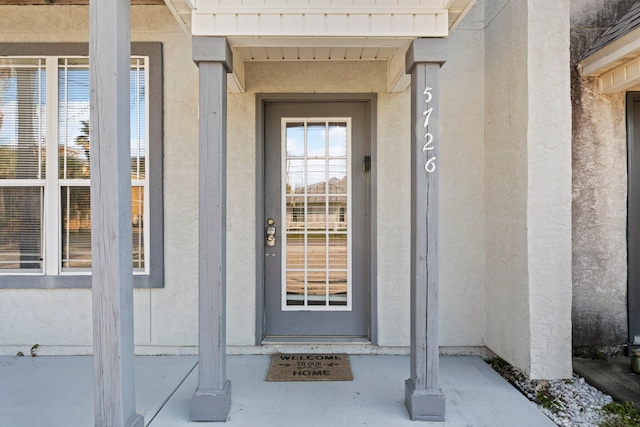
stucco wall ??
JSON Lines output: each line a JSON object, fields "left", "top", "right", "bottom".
{"left": 484, "top": 0, "right": 572, "bottom": 378}
{"left": 526, "top": 0, "right": 572, "bottom": 379}
{"left": 438, "top": 0, "right": 486, "bottom": 350}
{"left": 570, "top": 0, "right": 634, "bottom": 351}
{"left": 484, "top": 0, "right": 532, "bottom": 373}
{"left": 0, "top": 4, "right": 487, "bottom": 355}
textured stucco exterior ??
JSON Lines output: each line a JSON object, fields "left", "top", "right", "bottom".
{"left": 484, "top": 0, "right": 573, "bottom": 378}
{"left": 0, "top": 1, "right": 575, "bottom": 380}
{"left": 571, "top": 0, "right": 635, "bottom": 351}
{"left": 0, "top": 4, "right": 487, "bottom": 356}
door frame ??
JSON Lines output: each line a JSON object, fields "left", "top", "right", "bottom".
{"left": 255, "top": 93, "right": 378, "bottom": 345}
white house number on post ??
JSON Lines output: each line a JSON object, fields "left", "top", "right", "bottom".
{"left": 422, "top": 86, "right": 436, "bottom": 173}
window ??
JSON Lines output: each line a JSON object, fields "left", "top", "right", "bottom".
{"left": 0, "top": 43, "right": 163, "bottom": 288}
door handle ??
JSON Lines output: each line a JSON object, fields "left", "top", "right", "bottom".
{"left": 266, "top": 218, "right": 276, "bottom": 247}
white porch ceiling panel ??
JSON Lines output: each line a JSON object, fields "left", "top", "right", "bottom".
{"left": 191, "top": 2, "right": 450, "bottom": 38}
{"left": 165, "top": 0, "right": 477, "bottom": 92}
{"left": 235, "top": 45, "right": 397, "bottom": 61}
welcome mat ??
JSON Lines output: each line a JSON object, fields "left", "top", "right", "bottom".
{"left": 267, "top": 353, "right": 353, "bottom": 382}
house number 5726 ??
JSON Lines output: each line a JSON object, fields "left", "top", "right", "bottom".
{"left": 422, "top": 86, "right": 436, "bottom": 173}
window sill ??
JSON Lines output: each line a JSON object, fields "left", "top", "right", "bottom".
{"left": 0, "top": 273, "right": 163, "bottom": 289}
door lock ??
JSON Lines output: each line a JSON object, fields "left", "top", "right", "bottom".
{"left": 266, "top": 218, "right": 276, "bottom": 247}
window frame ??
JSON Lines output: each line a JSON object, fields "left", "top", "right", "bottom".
{"left": 0, "top": 42, "right": 164, "bottom": 289}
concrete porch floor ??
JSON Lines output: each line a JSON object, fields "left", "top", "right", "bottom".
{"left": 0, "top": 355, "right": 555, "bottom": 427}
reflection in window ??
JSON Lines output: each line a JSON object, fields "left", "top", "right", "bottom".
{"left": 282, "top": 119, "right": 350, "bottom": 309}
{"left": 0, "top": 55, "right": 149, "bottom": 274}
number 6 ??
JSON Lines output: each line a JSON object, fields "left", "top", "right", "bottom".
{"left": 425, "top": 157, "right": 436, "bottom": 173}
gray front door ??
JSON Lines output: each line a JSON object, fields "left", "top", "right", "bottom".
{"left": 263, "top": 100, "right": 370, "bottom": 339}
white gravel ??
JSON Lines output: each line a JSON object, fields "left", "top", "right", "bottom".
{"left": 495, "top": 363, "right": 615, "bottom": 426}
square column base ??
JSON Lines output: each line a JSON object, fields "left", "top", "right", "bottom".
{"left": 405, "top": 379, "right": 445, "bottom": 422}
{"left": 191, "top": 380, "right": 232, "bottom": 422}
{"left": 127, "top": 414, "right": 144, "bottom": 427}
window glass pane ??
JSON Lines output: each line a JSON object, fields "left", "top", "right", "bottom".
{"left": 328, "top": 271, "right": 347, "bottom": 306}
{"left": 306, "top": 122, "right": 325, "bottom": 157}
{"left": 285, "top": 196, "right": 305, "bottom": 232}
{"left": 328, "top": 234, "right": 347, "bottom": 269}
{"left": 328, "top": 122, "right": 347, "bottom": 157}
{"left": 285, "top": 159, "right": 304, "bottom": 194}
{"left": 58, "top": 59, "right": 90, "bottom": 179}
{"left": 306, "top": 271, "right": 327, "bottom": 306}
{"left": 60, "top": 186, "right": 91, "bottom": 270}
{"left": 286, "top": 271, "right": 305, "bottom": 306}
{"left": 60, "top": 186, "right": 146, "bottom": 271}
{"left": 285, "top": 122, "right": 304, "bottom": 157}
{"left": 329, "top": 197, "right": 347, "bottom": 231}
{"left": 328, "top": 160, "right": 347, "bottom": 194}
{"left": 306, "top": 159, "right": 325, "bottom": 189}
{"left": 58, "top": 58, "right": 147, "bottom": 181}
{"left": 132, "top": 185, "right": 145, "bottom": 271}
{"left": 0, "top": 59, "right": 46, "bottom": 180}
{"left": 0, "top": 52, "right": 156, "bottom": 282}
{"left": 58, "top": 57, "right": 148, "bottom": 273}
{"left": 285, "top": 233, "right": 304, "bottom": 270}
{"left": 0, "top": 186, "right": 43, "bottom": 271}
{"left": 130, "top": 58, "right": 146, "bottom": 180}
{"left": 307, "top": 196, "right": 326, "bottom": 230}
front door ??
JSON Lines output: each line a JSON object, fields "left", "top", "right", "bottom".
{"left": 263, "top": 100, "right": 371, "bottom": 339}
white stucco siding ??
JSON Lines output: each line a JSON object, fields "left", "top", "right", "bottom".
{"left": 484, "top": 0, "right": 572, "bottom": 379}
{"left": 484, "top": 0, "right": 532, "bottom": 373}
{"left": 148, "top": 27, "right": 200, "bottom": 349}
{"left": 375, "top": 91, "right": 412, "bottom": 346}
{"left": 526, "top": 0, "right": 572, "bottom": 379}
{"left": 438, "top": 0, "right": 486, "bottom": 348}
{"left": 225, "top": 93, "right": 258, "bottom": 347}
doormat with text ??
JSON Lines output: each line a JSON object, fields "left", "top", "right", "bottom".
{"left": 266, "top": 353, "right": 353, "bottom": 381}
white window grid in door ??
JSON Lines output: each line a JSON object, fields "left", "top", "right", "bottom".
{"left": 281, "top": 118, "right": 352, "bottom": 311}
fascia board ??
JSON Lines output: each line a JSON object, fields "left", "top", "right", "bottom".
{"left": 581, "top": 26, "right": 640, "bottom": 76}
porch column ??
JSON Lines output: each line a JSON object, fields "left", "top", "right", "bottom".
{"left": 404, "top": 37, "right": 447, "bottom": 422}
{"left": 89, "top": 0, "right": 143, "bottom": 426}
{"left": 191, "top": 37, "right": 233, "bottom": 422}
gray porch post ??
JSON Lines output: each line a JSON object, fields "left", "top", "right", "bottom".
{"left": 404, "top": 37, "right": 447, "bottom": 422}
{"left": 191, "top": 37, "right": 233, "bottom": 422}
{"left": 89, "top": 0, "right": 143, "bottom": 426}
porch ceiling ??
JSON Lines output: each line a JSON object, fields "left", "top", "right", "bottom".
{"left": 165, "top": 0, "right": 477, "bottom": 93}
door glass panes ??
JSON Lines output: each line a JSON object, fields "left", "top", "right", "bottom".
{"left": 282, "top": 118, "right": 351, "bottom": 310}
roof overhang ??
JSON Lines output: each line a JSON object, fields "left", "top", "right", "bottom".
{"left": 164, "top": 0, "right": 476, "bottom": 93}
{"left": 579, "top": 26, "right": 640, "bottom": 93}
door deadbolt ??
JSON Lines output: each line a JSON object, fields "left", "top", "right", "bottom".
{"left": 266, "top": 218, "right": 276, "bottom": 247}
